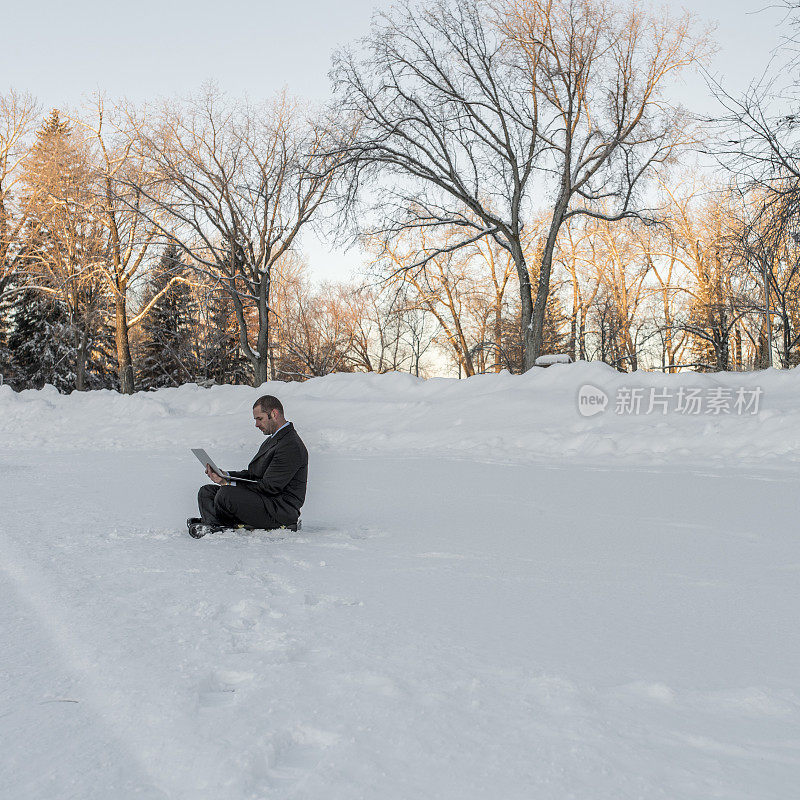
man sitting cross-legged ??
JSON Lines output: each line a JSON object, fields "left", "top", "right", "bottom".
{"left": 188, "top": 394, "right": 308, "bottom": 538}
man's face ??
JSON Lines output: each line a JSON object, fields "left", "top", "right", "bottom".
{"left": 253, "top": 407, "right": 274, "bottom": 435}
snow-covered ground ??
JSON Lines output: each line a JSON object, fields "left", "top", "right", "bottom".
{"left": 1, "top": 363, "right": 799, "bottom": 799}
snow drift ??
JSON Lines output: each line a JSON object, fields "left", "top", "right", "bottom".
{"left": 1, "top": 361, "right": 798, "bottom": 466}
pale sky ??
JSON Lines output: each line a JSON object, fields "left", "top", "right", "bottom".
{"left": 3, "top": 0, "right": 792, "bottom": 280}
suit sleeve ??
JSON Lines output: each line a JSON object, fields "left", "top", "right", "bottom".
{"left": 226, "top": 469, "right": 255, "bottom": 481}
{"left": 255, "top": 443, "right": 302, "bottom": 495}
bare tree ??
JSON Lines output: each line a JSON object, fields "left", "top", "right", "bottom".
{"left": 332, "top": 0, "right": 707, "bottom": 371}
{"left": 331, "top": 0, "right": 543, "bottom": 368}
{"left": 502, "top": 0, "right": 707, "bottom": 364}
{"left": 556, "top": 217, "right": 602, "bottom": 361}
{"left": 137, "top": 88, "right": 341, "bottom": 386}
{"left": 373, "top": 226, "right": 497, "bottom": 376}
{"left": 0, "top": 91, "right": 39, "bottom": 299}
{"left": 400, "top": 302, "right": 438, "bottom": 377}
{"left": 634, "top": 214, "right": 689, "bottom": 373}
{"left": 709, "top": 2, "right": 800, "bottom": 367}
{"left": 466, "top": 236, "right": 521, "bottom": 371}
{"left": 75, "top": 95, "right": 183, "bottom": 394}
{"left": 651, "top": 184, "right": 750, "bottom": 371}
{"left": 274, "top": 277, "right": 355, "bottom": 379}
{"left": 341, "top": 283, "right": 413, "bottom": 373}
{"left": 682, "top": 238, "right": 744, "bottom": 370}
{"left": 730, "top": 188, "right": 800, "bottom": 367}
{"left": 590, "top": 221, "right": 650, "bottom": 370}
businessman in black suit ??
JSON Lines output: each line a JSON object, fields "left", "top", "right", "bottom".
{"left": 189, "top": 394, "right": 308, "bottom": 537}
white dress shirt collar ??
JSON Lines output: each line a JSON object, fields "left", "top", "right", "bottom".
{"left": 270, "top": 421, "right": 290, "bottom": 438}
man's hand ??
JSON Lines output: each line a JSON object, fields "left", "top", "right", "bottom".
{"left": 205, "top": 463, "right": 229, "bottom": 485}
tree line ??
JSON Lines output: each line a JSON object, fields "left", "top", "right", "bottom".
{"left": 2, "top": 0, "right": 798, "bottom": 393}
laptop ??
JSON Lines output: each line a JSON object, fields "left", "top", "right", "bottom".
{"left": 191, "top": 449, "right": 259, "bottom": 484}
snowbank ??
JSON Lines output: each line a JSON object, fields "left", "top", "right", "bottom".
{"left": 2, "top": 362, "right": 798, "bottom": 466}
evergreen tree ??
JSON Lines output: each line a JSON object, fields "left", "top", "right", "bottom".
{"left": 686, "top": 261, "right": 734, "bottom": 372}
{"left": 28, "top": 109, "right": 73, "bottom": 175}
{"left": 498, "top": 292, "right": 568, "bottom": 372}
{"left": 20, "top": 109, "right": 107, "bottom": 390}
{"left": 6, "top": 289, "right": 75, "bottom": 391}
{"left": 137, "top": 243, "right": 199, "bottom": 389}
{"left": 0, "top": 279, "right": 18, "bottom": 386}
{"left": 201, "top": 288, "right": 251, "bottom": 385}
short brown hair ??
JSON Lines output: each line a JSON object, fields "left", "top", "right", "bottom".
{"left": 253, "top": 394, "right": 283, "bottom": 415}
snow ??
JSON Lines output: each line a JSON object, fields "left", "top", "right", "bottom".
{"left": 534, "top": 353, "right": 573, "bottom": 365}
{"left": 1, "top": 363, "right": 799, "bottom": 799}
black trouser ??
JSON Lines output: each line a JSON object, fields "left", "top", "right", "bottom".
{"left": 198, "top": 484, "right": 280, "bottom": 529}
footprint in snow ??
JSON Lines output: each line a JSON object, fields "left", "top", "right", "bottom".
{"left": 346, "top": 670, "right": 402, "bottom": 698}
{"left": 216, "top": 599, "right": 269, "bottom": 632}
{"left": 217, "top": 598, "right": 305, "bottom": 661}
{"left": 313, "top": 525, "right": 384, "bottom": 541}
{"left": 197, "top": 669, "right": 254, "bottom": 708}
{"left": 304, "top": 592, "right": 363, "bottom": 608}
{"left": 250, "top": 726, "right": 340, "bottom": 791}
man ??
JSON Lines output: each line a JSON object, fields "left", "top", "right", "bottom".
{"left": 188, "top": 395, "right": 308, "bottom": 538}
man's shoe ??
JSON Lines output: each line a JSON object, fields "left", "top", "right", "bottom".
{"left": 188, "top": 519, "right": 301, "bottom": 537}
{"left": 188, "top": 521, "right": 225, "bottom": 539}
{"left": 188, "top": 521, "right": 207, "bottom": 538}
{"left": 231, "top": 523, "right": 299, "bottom": 532}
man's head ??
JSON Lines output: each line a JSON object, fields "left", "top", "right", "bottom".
{"left": 253, "top": 395, "right": 286, "bottom": 436}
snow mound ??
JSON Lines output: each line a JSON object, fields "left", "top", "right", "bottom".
{"left": 2, "top": 362, "right": 798, "bottom": 466}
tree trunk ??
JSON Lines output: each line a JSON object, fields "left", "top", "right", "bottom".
{"left": 75, "top": 328, "right": 89, "bottom": 391}
{"left": 624, "top": 329, "right": 638, "bottom": 372}
{"left": 266, "top": 273, "right": 275, "bottom": 382}
{"left": 579, "top": 314, "right": 587, "bottom": 361}
{"left": 662, "top": 291, "right": 674, "bottom": 373}
{"left": 494, "top": 303, "right": 502, "bottom": 372}
{"left": 253, "top": 311, "right": 268, "bottom": 385}
{"left": 735, "top": 326, "right": 742, "bottom": 371}
{"left": 568, "top": 275, "right": 578, "bottom": 362}
{"left": 715, "top": 324, "right": 729, "bottom": 372}
{"left": 781, "top": 310, "right": 791, "bottom": 369}
{"left": 252, "top": 271, "right": 272, "bottom": 387}
{"left": 253, "top": 358, "right": 268, "bottom": 386}
{"left": 509, "top": 240, "right": 535, "bottom": 371}
{"left": 529, "top": 194, "right": 569, "bottom": 369}
{"left": 115, "top": 295, "right": 135, "bottom": 394}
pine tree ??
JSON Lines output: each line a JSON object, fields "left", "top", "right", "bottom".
{"left": 201, "top": 288, "right": 251, "bottom": 385}
{"left": 6, "top": 289, "right": 75, "bottom": 391}
{"left": 137, "top": 243, "right": 199, "bottom": 389}
{"left": 0, "top": 279, "right": 18, "bottom": 386}
{"left": 20, "top": 109, "right": 107, "bottom": 390}
{"left": 498, "top": 291, "right": 568, "bottom": 372}
{"left": 29, "top": 109, "right": 73, "bottom": 171}
{"left": 686, "top": 261, "right": 732, "bottom": 372}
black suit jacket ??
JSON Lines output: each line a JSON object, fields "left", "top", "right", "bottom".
{"left": 228, "top": 423, "right": 308, "bottom": 524}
